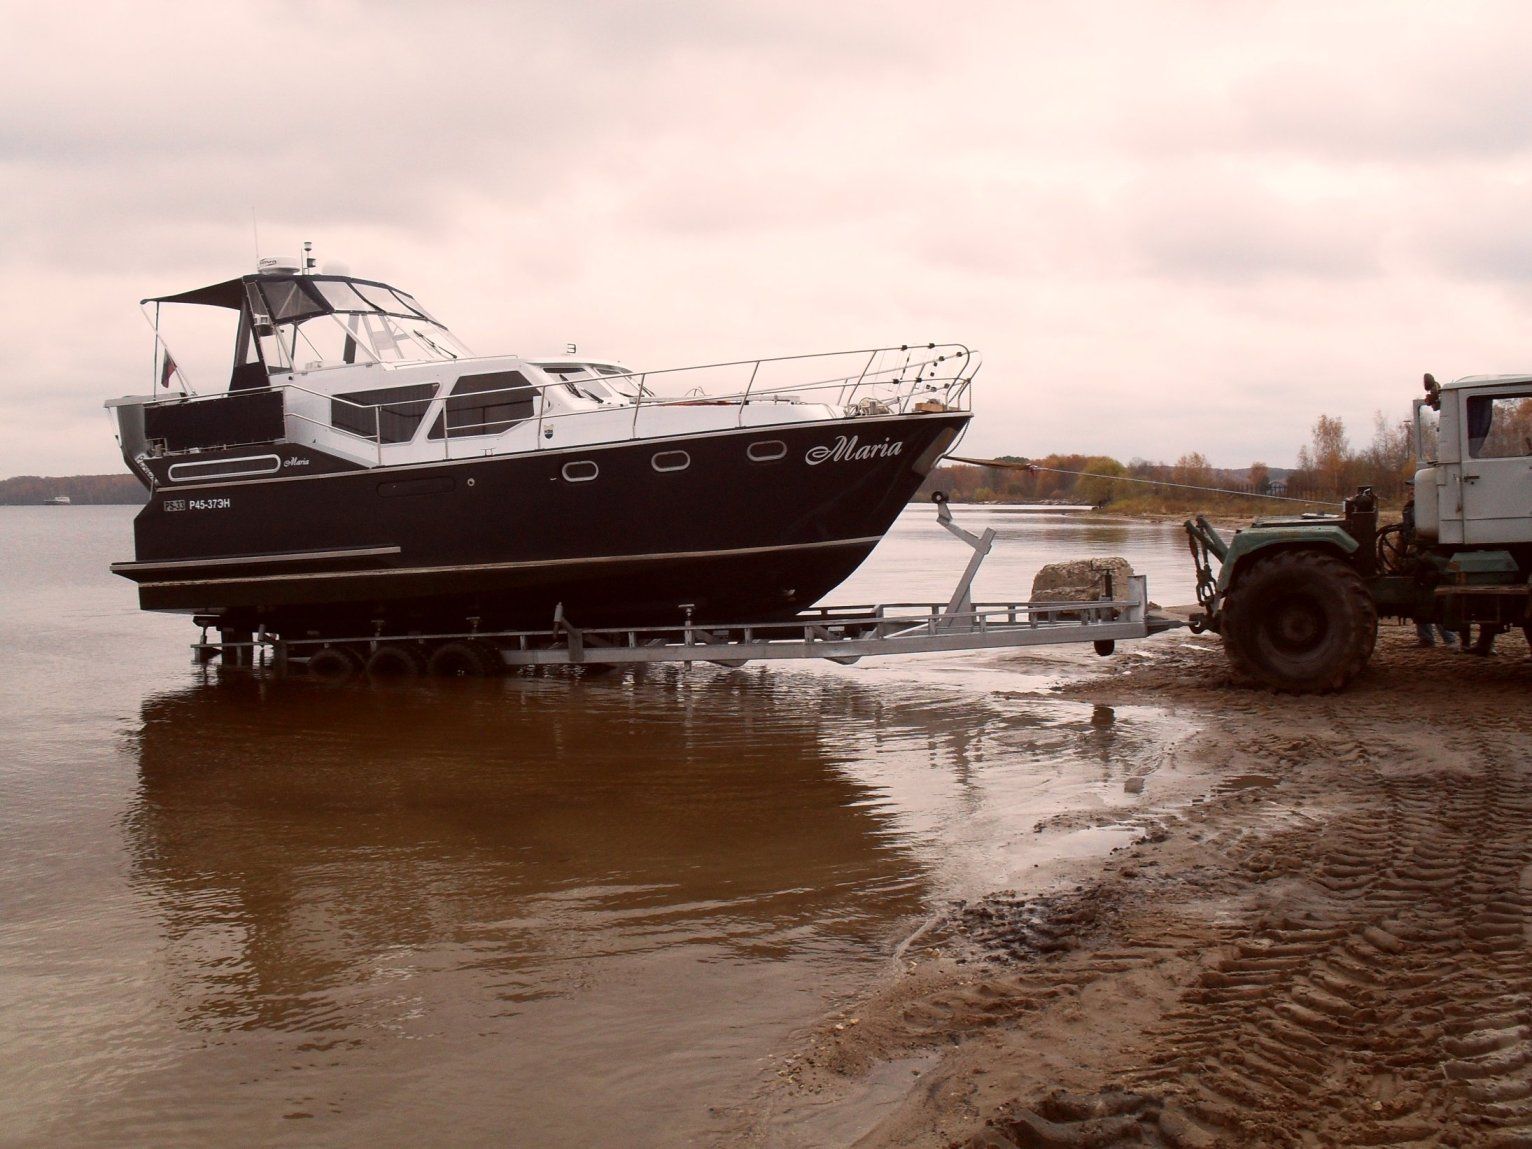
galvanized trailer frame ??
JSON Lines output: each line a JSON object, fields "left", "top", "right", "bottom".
{"left": 197, "top": 500, "right": 1182, "bottom": 672}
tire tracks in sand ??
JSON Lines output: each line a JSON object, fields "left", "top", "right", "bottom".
{"left": 748, "top": 630, "right": 1532, "bottom": 1149}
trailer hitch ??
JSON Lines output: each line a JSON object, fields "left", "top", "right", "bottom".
{"left": 1184, "top": 515, "right": 1226, "bottom": 630}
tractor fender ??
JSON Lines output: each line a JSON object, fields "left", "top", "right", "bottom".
{"left": 1217, "top": 526, "right": 1359, "bottom": 595}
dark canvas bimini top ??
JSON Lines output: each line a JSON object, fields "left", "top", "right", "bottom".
{"left": 143, "top": 276, "right": 250, "bottom": 309}
{"left": 142, "top": 274, "right": 435, "bottom": 324}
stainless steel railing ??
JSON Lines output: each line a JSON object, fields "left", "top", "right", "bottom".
{"left": 139, "top": 343, "right": 979, "bottom": 463}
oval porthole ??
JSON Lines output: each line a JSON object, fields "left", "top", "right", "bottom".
{"left": 561, "top": 460, "right": 599, "bottom": 483}
{"left": 652, "top": 450, "right": 690, "bottom": 473}
{"left": 747, "top": 439, "right": 787, "bottom": 462}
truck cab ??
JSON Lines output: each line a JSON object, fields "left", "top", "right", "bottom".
{"left": 1413, "top": 374, "right": 1532, "bottom": 547}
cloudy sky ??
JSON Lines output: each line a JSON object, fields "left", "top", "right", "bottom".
{"left": 5, "top": 0, "right": 1532, "bottom": 476}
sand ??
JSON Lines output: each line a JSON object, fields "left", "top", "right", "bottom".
{"left": 741, "top": 626, "right": 1532, "bottom": 1148}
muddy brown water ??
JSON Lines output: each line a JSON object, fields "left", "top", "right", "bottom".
{"left": 0, "top": 505, "right": 1196, "bottom": 1147}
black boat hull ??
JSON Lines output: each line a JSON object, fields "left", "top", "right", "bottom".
{"left": 113, "top": 413, "right": 968, "bottom": 635}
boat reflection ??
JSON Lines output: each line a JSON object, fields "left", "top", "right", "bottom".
{"left": 122, "top": 669, "right": 931, "bottom": 1035}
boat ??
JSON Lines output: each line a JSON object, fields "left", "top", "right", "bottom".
{"left": 44, "top": 495, "right": 72, "bottom": 505}
{"left": 106, "top": 255, "right": 976, "bottom": 640}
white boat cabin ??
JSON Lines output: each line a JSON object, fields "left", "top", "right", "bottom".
{"left": 112, "top": 264, "right": 976, "bottom": 474}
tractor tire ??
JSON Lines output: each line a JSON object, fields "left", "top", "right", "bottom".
{"left": 365, "top": 642, "right": 428, "bottom": 678}
{"left": 1221, "top": 549, "right": 1376, "bottom": 693}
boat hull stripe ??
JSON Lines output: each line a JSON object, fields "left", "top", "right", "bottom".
{"left": 135, "top": 535, "right": 883, "bottom": 590}
{"left": 111, "top": 544, "right": 401, "bottom": 575}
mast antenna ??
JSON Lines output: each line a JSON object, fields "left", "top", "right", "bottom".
{"left": 251, "top": 209, "right": 261, "bottom": 269}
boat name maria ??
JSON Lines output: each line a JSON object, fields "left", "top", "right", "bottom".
{"left": 805, "top": 434, "right": 906, "bottom": 466}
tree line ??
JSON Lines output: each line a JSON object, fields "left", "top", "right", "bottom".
{"left": 918, "top": 410, "right": 1415, "bottom": 511}
{"left": 0, "top": 474, "right": 148, "bottom": 505}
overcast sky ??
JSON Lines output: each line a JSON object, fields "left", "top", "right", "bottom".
{"left": 5, "top": 0, "right": 1532, "bottom": 476}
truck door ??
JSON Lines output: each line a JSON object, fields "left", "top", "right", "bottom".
{"left": 1459, "top": 386, "right": 1532, "bottom": 545}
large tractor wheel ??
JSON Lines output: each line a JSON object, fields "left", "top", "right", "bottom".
{"left": 1221, "top": 549, "right": 1376, "bottom": 693}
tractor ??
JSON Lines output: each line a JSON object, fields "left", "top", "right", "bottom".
{"left": 1186, "top": 372, "right": 1532, "bottom": 691}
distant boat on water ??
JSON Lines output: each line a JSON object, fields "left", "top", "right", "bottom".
{"left": 44, "top": 495, "right": 72, "bottom": 505}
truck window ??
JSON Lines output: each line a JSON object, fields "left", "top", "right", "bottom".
{"left": 1466, "top": 393, "right": 1532, "bottom": 458}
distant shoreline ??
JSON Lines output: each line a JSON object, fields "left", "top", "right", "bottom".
{"left": 0, "top": 474, "right": 148, "bottom": 506}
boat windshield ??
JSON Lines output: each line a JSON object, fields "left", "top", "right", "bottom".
{"left": 248, "top": 275, "right": 472, "bottom": 371}
{"left": 534, "top": 362, "right": 642, "bottom": 402}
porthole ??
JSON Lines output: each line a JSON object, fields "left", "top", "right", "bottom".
{"left": 747, "top": 439, "right": 787, "bottom": 462}
{"left": 561, "top": 460, "right": 599, "bottom": 483}
{"left": 652, "top": 450, "right": 690, "bottom": 473}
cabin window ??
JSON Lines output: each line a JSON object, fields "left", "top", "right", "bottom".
{"left": 1466, "top": 393, "right": 1532, "bottom": 459}
{"left": 652, "top": 450, "right": 690, "bottom": 472}
{"left": 353, "top": 283, "right": 426, "bottom": 318}
{"left": 312, "top": 280, "right": 375, "bottom": 313}
{"left": 562, "top": 460, "right": 599, "bottom": 483}
{"left": 428, "top": 371, "right": 537, "bottom": 439}
{"left": 331, "top": 383, "right": 440, "bottom": 444}
{"left": 747, "top": 439, "right": 787, "bottom": 462}
{"left": 258, "top": 280, "right": 324, "bottom": 323}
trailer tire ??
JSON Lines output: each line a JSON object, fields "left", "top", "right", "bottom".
{"left": 307, "top": 645, "right": 363, "bottom": 684}
{"left": 1221, "top": 549, "right": 1376, "bottom": 693}
{"left": 365, "top": 643, "right": 427, "bottom": 678}
{"left": 427, "top": 640, "right": 499, "bottom": 678}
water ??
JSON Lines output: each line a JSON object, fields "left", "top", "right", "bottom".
{"left": 0, "top": 504, "right": 1196, "bottom": 1147}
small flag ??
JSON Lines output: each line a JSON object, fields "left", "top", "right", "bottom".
{"left": 159, "top": 351, "right": 177, "bottom": 391}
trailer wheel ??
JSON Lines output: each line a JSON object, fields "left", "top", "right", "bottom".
{"left": 427, "top": 640, "right": 500, "bottom": 678}
{"left": 307, "top": 645, "right": 363, "bottom": 684}
{"left": 365, "top": 643, "right": 427, "bottom": 678}
{"left": 1221, "top": 549, "right": 1376, "bottom": 693}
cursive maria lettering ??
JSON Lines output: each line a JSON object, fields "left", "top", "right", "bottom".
{"left": 805, "top": 434, "right": 904, "bottom": 465}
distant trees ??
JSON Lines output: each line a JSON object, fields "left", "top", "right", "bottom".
{"left": 1075, "top": 457, "right": 1126, "bottom": 505}
{"left": 1172, "top": 452, "right": 1214, "bottom": 491}
{"left": 919, "top": 407, "right": 1416, "bottom": 509}
{"left": 1287, "top": 410, "right": 1411, "bottom": 499}
{"left": 1297, "top": 414, "right": 1351, "bottom": 493}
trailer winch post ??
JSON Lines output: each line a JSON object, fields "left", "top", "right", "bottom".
{"left": 933, "top": 491, "right": 996, "bottom": 623}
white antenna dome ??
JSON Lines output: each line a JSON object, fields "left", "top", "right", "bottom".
{"left": 258, "top": 255, "right": 301, "bottom": 274}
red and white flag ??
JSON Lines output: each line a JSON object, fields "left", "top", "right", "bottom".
{"left": 159, "top": 351, "right": 177, "bottom": 390}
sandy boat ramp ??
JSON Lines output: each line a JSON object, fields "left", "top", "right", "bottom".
{"left": 737, "top": 626, "right": 1532, "bottom": 1148}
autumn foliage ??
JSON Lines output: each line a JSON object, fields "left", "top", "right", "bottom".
{"left": 920, "top": 410, "right": 1415, "bottom": 512}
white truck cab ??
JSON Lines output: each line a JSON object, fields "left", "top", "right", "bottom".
{"left": 1412, "top": 374, "right": 1532, "bottom": 547}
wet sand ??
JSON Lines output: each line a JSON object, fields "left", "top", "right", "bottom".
{"left": 743, "top": 626, "right": 1532, "bottom": 1147}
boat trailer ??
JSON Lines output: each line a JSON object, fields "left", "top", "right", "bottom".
{"left": 197, "top": 499, "right": 1183, "bottom": 676}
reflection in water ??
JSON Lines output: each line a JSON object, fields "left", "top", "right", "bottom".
{"left": 125, "top": 671, "right": 931, "bottom": 1038}
{"left": 0, "top": 506, "right": 1200, "bottom": 1148}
